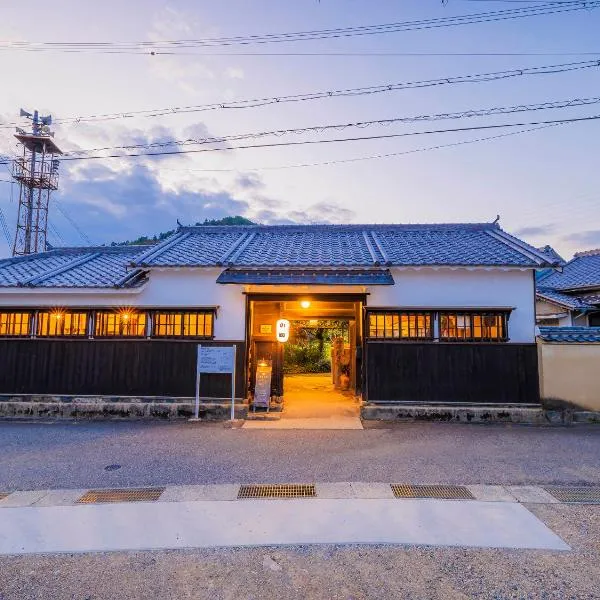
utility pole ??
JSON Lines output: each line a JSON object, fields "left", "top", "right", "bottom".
{"left": 11, "top": 109, "right": 62, "bottom": 256}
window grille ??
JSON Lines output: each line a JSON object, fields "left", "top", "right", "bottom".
{"left": 152, "top": 311, "right": 214, "bottom": 339}
{"left": 94, "top": 311, "right": 146, "bottom": 337}
{"left": 439, "top": 312, "right": 507, "bottom": 342}
{"left": 37, "top": 311, "right": 88, "bottom": 337}
{"left": 0, "top": 312, "right": 31, "bottom": 337}
{"left": 368, "top": 311, "right": 433, "bottom": 340}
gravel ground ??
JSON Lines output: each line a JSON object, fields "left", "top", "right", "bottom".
{"left": 1, "top": 420, "right": 599, "bottom": 490}
{"left": 0, "top": 504, "right": 598, "bottom": 599}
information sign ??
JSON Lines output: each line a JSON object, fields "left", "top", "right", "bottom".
{"left": 197, "top": 346, "right": 235, "bottom": 374}
{"left": 253, "top": 362, "right": 272, "bottom": 409}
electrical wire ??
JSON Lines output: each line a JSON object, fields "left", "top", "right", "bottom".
{"left": 61, "top": 95, "right": 600, "bottom": 156}
{"left": 1, "top": 58, "right": 598, "bottom": 130}
{"left": 54, "top": 202, "right": 92, "bottom": 244}
{"left": 1, "top": 2, "right": 597, "bottom": 51}
{"left": 1, "top": 114, "right": 597, "bottom": 165}
{"left": 0, "top": 207, "right": 11, "bottom": 245}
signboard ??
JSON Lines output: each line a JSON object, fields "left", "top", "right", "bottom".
{"left": 197, "top": 346, "right": 235, "bottom": 374}
{"left": 253, "top": 361, "right": 272, "bottom": 409}
{"left": 259, "top": 324, "right": 272, "bottom": 335}
{"left": 276, "top": 319, "right": 290, "bottom": 343}
{"left": 193, "top": 345, "right": 237, "bottom": 421}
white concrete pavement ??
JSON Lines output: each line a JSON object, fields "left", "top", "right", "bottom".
{"left": 0, "top": 495, "right": 569, "bottom": 555}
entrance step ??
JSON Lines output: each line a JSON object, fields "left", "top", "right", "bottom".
{"left": 245, "top": 411, "right": 282, "bottom": 421}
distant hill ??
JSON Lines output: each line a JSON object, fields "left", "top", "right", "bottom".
{"left": 111, "top": 216, "right": 255, "bottom": 247}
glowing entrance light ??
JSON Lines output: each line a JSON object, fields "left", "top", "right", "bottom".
{"left": 300, "top": 300, "right": 311, "bottom": 309}
{"left": 276, "top": 319, "right": 290, "bottom": 343}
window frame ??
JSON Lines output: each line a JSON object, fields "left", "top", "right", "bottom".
{"left": 93, "top": 310, "right": 147, "bottom": 338}
{"left": 0, "top": 310, "right": 33, "bottom": 337}
{"left": 36, "top": 310, "right": 89, "bottom": 338}
{"left": 151, "top": 309, "right": 215, "bottom": 340}
{"left": 439, "top": 311, "right": 508, "bottom": 343}
{"left": 367, "top": 310, "right": 434, "bottom": 341}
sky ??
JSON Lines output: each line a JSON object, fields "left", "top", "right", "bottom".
{"left": 0, "top": 0, "right": 599, "bottom": 259}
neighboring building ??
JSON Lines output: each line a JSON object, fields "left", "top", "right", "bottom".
{"left": 536, "top": 249, "right": 600, "bottom": 327}
{"left": 0, "top": 222, "right": 556, "bottom": 407}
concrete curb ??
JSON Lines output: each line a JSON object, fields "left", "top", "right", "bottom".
{"left": 0, "top": 482, "right": 594, "bottom": 508}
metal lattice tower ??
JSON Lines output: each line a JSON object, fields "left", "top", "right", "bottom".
{"left": 11, "top": 109, "right": 62, "bottom": 256}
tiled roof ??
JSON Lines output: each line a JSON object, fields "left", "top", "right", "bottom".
{"left": 538, "top": 326, "right": 600, "bottom": 343}
{"left": 216, "top": 268, "right": 394, "bottom": 285}
{"left": 135, "top": 223, "right": 555, "bottom": 269}
{"left": 536, "top": 250, "right": 600, "bottom": 291}
{"left": 0, "top": 246, "right": 147, "bottom": 288}
{"left": 536, "top": 245, "right": 566, "bottom": 265}
{"left": 0, "top": 222, "right": 556, "bottom": 289}
{"left": 536, "top": 288, "right": 592, "bottom": 311}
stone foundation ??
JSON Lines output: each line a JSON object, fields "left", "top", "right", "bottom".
{"left": 0, "top": 395, "right": 248, "bottom": 421}
{"left": 360, "top": 403, "right": 595, "bottom": 425}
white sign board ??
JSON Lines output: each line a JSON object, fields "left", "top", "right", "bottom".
{"left": 197, "top": 346, "right": 235, "bottom": 374}
{"left": 194, "top": 345, "right": 237, "bottom": 422}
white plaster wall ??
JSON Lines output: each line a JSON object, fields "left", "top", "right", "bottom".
{"left": 0, "top": 268, "right": 246, "bottom": 341}
{"left": 368, "top": 268, "right": 536, "bottom": 343}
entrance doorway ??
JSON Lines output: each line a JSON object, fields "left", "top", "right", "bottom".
{"left": 247, "top": 295, "right": 364, "bottom": 419}
{"left": 283, "top": 319, "right": 357, "bottom": 418}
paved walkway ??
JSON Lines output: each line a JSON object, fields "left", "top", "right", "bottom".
{"left": 243, "top": 373, "right": 363, "bottom": 429}
{"left": 0, "top": 483, "right": 571, "bottom": 555}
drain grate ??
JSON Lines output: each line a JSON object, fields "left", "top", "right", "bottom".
{"left": 77, "top": 487, "right": 165, "bottom": 504}
{"left": 391, "top": 484, "right": 474, "bottom": 500}
{"left": 238, "top": 484, "right": 316, "bottom": 499}
{"left": 545, "top": 487, "right": 600, "bottom": 504}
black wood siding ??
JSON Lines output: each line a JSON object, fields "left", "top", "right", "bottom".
{"left": 365, "top": 342, "right": 539, "bottom": 404}
{"left": 0, "top": 340, "right": 246, "bottom": 398}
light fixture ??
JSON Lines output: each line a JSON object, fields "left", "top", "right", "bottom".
{"left": 300, "top": 300, "right": 311, "bottom": 309}
{"left": 121, "top": 313, "right": 130, "bottom": 322}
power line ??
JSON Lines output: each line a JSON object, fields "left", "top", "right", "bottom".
{"left": 1, "top": 2, "right": 598, "bottom": 52}
{"left": 1, "top": 59, "right": 598, "bottom": 130}
{"left": 1, "top": 114, "right": 597, "bottom": 166}
{"left": 54, "top": 202, "right": 92, "bottom": 244}
{"left": 157, "top": 122, "right": 565, "bottom": 172}
{"left": 62, "top": 95, "right": 600, "bottom": 156}
{"left": 0, "top": 207, "right": 11, "bottom": 245}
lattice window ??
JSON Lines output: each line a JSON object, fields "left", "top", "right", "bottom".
{"left": 368, "top": 311, "right": 433, "bottom": 340}
{"left": 152, "top": 311, "right": 214, "bottom": 338}
{"left": 37, "top": 311, "right": 88, "bottom": 337}
{"left": 439, "top": 312, "right": 507, "bottom": 342}
{"left": 0, "top": 312, "right": 31, "bottom": 336}
{"left": 94, "top": 311, "right": 146, "bottom": 337}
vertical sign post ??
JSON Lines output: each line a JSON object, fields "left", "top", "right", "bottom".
{"left": 193, "top": 345, "right": 237, "bottom": 422}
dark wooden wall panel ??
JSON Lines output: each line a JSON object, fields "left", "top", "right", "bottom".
{"left": 0, "top": 340, "right": 246, "bottom": 398}
{"left": 365, "top": 342, "right": 539, "bottom": 404}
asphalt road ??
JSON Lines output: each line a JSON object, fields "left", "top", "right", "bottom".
{"left": 1, "top": 420, "right": 599, "bottom": 490}
{"left": 0, "top": 504, "right": 598, "bottom": 599}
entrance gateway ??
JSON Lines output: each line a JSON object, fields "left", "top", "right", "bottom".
{"left": 246, "top": 294, "right": 365, "bottom": 417}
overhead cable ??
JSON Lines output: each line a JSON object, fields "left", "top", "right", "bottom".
{"left": 1, "top": 58, "right": 598, "bottom": 130}
{"left": 1, "top": 114, "right": 597, "bottom": 166}
{"left": 1, "top": 2, "right": 598, "bottom": 51}
{"left": 62, "top": 95, "right": 600, "bottom": 156}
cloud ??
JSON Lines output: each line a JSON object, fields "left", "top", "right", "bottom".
{"left": 513, "top": 224, "right": 556, "bottom": 237}
{"left": 225, "top": 67, "right": 245, "bottom": 80}
{"left": 287, "top": 201, "right": 356, "bottom": 224}
{"left": 562, "top": 230, "right": 600, "bottom": 248}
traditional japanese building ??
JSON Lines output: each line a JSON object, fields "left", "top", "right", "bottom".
{"left": 0, "top": 222, "right": 557, "bottom": 413}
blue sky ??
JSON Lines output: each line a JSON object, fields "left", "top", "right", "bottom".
{"left": 0, "top": 0, "right": 599, "bottom": 258}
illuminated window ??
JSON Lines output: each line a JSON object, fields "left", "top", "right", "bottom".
{"left": 368, "top": 311, "right": 432, "bottom": 340}
{"left": 37, "top": 311, "right": 88, "bottom": 337}
{"left": 440, "top": 312, "right": 507, "bottom": 342}
{"left": 0, "top": 312, "right": 31, "bottom": 337}
{"left": 152, "top": 311, "right": 214, "bottom": 338}
{"left": 94, "top": 310, "right": 146, "bottom": 337}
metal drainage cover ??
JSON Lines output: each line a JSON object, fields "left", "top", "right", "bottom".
{"left": 77, "top": 488, "right": 165, "bottom": 504}
{"left": 238, "top": 484, "right": 316, "bottom": 499}
{"left": 545, "top": 487, "right": 600, "bottom": 504}
{"left": 391, "top": 484, "right": 475, "bottom": 500}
